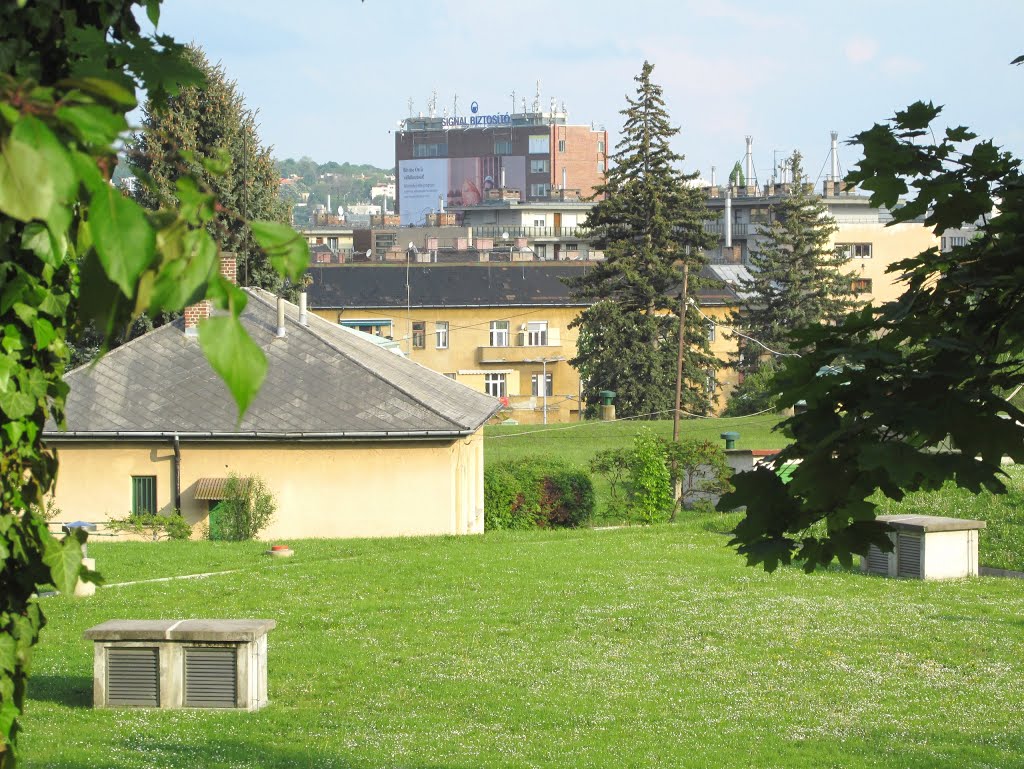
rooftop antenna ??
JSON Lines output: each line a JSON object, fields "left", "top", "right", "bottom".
{"left": 533, "top": 80, "right": 541, "bottom": 113}
{"left": 521, "top": 96, "right": 527, "bottom": 113}
{"left": 561, "top": 100, "right": 567, "bottom": 116}
{"left": 510, "top": 89, "right": 516, "bottom": 114}
{"left": 453, "top": 93, "right": 458, "bottom": 117}
{"left": 407, "top": 97, "right": 414, "bottom": 117}
{"left": 428, "top": 90, "right": 437, "bottom": 118}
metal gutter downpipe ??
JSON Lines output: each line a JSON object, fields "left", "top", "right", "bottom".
{"left": 172, "top": 434, "right": 181, "bottom": 512}
{"left": 724, "top": 189, "right": 732, "bottom": 248}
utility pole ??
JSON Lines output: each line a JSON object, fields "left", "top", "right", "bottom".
{"left": 672, "top": 261, "right": 690, "bottom": 443}
{"left": 671, "top": 260, "right": 690, "bottom": 516}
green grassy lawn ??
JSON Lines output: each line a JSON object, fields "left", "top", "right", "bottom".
{"left": 24, "top": 521, "right": 1024, "bottom": 769}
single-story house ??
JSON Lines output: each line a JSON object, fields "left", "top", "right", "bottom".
{"left": 44, "top": 255, "right": 500, "bottom": 540}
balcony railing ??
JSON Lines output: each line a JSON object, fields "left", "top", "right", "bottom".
{"left": 702, "top": 222, "right": 752, "bottom": 237}
{"left": 472, "top": 225, "right": 591, "bottom": 240}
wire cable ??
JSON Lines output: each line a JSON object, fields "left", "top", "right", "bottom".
{"left": 688, "top": 300, "right": 801, "bottom": 358}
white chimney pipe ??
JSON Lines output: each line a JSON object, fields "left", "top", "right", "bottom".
{"left": 276, "top": 297, "right": 286, "bottom": 338}
{"left": 744, "top": 136, "right": 753, "bottom": 186}
{"left": 500, "top": 166, "right": 506, "bottom": 189}
{"left": 438, "top": 194, "right": 444, "bottom": 214}
{"left": 830, "top": 131, "right": 840, "bottom": 182}
{"left": 710, "top": 165, "right": 716, "bottom": 187}
{"left": 327, "top": 194, "right": 331, "bottom": 216}
{"left": 724, "top": 190, "right": 732, "bottom": 248}
{"left": 299, "top": 292, "right": 308, "bottom": 326}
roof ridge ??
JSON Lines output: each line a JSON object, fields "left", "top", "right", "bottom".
{"left": 245, "top": 289, "right": 487, "bottom": 431}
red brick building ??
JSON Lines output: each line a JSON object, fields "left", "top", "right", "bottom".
{"left": 395, "top": 106, "right": 607, "bottom": 226}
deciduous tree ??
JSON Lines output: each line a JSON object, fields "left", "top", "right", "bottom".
{"left": 126, "top": 44, "right": 289, "bottom": 290}
{"left": 724, "top": 94, "right": 1024, "bottom": 572}
{"left": 568, "top": 61, "right": 717, "bottom": 417}
{"left": 0, "top": 3, "right": 305, "bottom": 762}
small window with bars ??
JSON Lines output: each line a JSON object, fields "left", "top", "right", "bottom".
{"left": 132, "top": 476, "right": 157, "bottom": 515}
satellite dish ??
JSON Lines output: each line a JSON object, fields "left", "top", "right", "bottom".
{"left": 365, "top": 248, "right": 372, "bottom": 258}
{"left": 337, "top": 205, "right": 344, "bottom": 215}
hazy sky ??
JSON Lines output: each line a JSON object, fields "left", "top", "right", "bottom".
{"left": 151, "top": 0, "right": 1024, "bottom": 184}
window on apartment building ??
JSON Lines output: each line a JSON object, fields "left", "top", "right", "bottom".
{"left": 494, "top": 140, "right": 512, "bottom": 156}
{"left": 484, "top": 373, "right": 507, "bottom": 398}
{"left": 412, "top": 321, "right": 426, "bottom": 349}
{"left": 528, "top": 135, "right": 550, "bottom": 154}
{"left": 413, "top": 143, "right": 447, "bottom": 158}
{"left": 529, "top": 183, "right": 550, "bottom": 198}
{"left": 597, "top": 160, "right": 605, "bottom": 174}
{"left": 598, "top": 140, "right": 605, "bottom": 154}
{"left": 564, "top": 243, "right": 579, "bottom": 253}
{"left": 525, "top": 321, "right": 548, "bottom": 346}
{"left": 530, "top": 159, "right": 549, "bottom": 174}
{"left": 531, "top": 373, "right": 553, "bottom": 397}
{"left": 942, "top": 235, "right": 968, "bottom": 250}
{"left": 852, "top": 278, "right": 873, "bottom": 294}
{"left": 707, "top": 321, "right": 716, "bottom": 343}
{"left": 533, "top": 217, "right": 546, "bottom": 227}
{"left": 705, "top": 371, "right": 717, "bottom": 395}
{"left": 131, "top": 476, "right": 157, "bottom": 515}
{"left": 836, "top": 242, "right": 872, "bottom": 259}
{"left": 558, "top": 139, "right": 566, "bottom": 153}
{"left": 435, "top": 321, "right": 449, "bottom": 349}
{"left": 489, "top": 320, "right": 509, "bottom": 347}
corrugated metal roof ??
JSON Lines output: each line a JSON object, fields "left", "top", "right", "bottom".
{"left": 193, "top": 478, "right": 232, "bottom": 500}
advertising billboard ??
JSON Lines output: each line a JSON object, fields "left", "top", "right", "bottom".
{"left": 399, "top": 156, "right": 527, "bottom": 226}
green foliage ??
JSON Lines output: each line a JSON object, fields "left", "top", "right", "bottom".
{"left": 126, "top": 45, "right": 291, "bottom": 291}
{"left": 662, "top": 438, "right": 733, "bottom": 513}
{"left": 107, "top": 511, "right": 192, "bottom": 541}
{"left": 567, "top": 61, "right": 718, "bottom": 417}
{"left": 730, "top": 151, "right": 857, "bottom": 369}
{"left": 0, "top": 2, "right": 306, "bottom": 761}
{"left": 589, "top": 447, "right": 631, "bottom": 516}
{"left": 722, "top": 358, "right": 782, "bottom": 416}
{"left": 484, "top": 458, "right": 594, "bottom": 530}
{"left": 212, "top": 474, "right": 277, "bottom": 541}
{"left": 728, "top": 160, "right": 745, "bottom": 187}
{"left": 725, "top": 90, "right": 1024, "bottom": 572}
{"left": 625, "top": 429, "right": 673, "bottom": 524}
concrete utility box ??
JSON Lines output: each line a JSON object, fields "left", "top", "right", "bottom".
{"left": 84, "top": 619, "right": 275, "bottom": 710}
{"left": 862, "top": 515, "right": 985, "bottom": 580}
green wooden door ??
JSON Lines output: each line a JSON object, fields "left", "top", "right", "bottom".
{"left": 208, "top": 501, "right": 225, "bottom": 540}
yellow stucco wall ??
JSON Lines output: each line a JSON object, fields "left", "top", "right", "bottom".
{"left": 832, "top": 222, "right": 940, "bottom": 304}
{"left": 316, "top": 305, "right": 586, "bottom": 424}
{"left": 48, "top": 431, "right": 485, "bottom": 540}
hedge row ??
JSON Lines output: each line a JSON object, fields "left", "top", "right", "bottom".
{"left": 484, "top": 457, "right": 595, "bottom": 530}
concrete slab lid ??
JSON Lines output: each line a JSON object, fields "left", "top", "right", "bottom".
{"left": 83, "top": 619, "right": 276, "bottom": 642}
{"left": 878, "top": 514, "right": 986, "bottom": 533}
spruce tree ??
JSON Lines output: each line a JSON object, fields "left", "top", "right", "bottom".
{"left": 730, "top": 150, "right": 857, "bottom": 373}
{"left": 126, "top": 45, "right": 289, "bottom": 290}
{"left": 568, "top": 61, "right": 718, "bottom": 418}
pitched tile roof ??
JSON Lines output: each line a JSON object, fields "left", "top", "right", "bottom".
{"left": 45, "top": 289, "right": 499, "bottom": 441}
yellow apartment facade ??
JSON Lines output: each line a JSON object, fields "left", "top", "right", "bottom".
{"left": 306, "top": 261, "right": 740, "bottom": 421}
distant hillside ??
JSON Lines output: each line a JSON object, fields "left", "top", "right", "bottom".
{"left": 276, "top": 157, "right": 392, "bottom": 223}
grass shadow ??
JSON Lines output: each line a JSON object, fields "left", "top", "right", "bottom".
{"left": 27, "top": 674, "right": 93, "bottom": 708}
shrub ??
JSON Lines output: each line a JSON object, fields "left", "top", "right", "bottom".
{"left": 212, "top": 473, "right": 276, "bottom": 541}
{"left": 589, "top": 448, "right": 631, "bottom": 517}
{"left": 662, "top": 438, "right": 734, "bottom": 516}
{"left": 484, "top": 458, "right": 594, "bottom": 530}
{"left": 626, "top": 428, "right": 674, "bottom": 524}
{"left": 723, "top": 359, "right": 782, "bottom": 416}
{"left": 107, "top": 510, "right": 192, "bottom": 541}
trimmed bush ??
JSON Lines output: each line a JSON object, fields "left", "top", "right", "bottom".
{"left": 484, "top": 457, "right": 595, "bottom": 530}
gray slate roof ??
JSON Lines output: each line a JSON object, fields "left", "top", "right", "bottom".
{"left": 46, "top": 289, "right": 499, "bottom": 440}
{"left": 307, "top": 262, "right": 737, "bottom": 309}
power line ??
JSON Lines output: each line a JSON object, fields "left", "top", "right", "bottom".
{"left": 689, "top": 299, "right": 801, "bottom": 359}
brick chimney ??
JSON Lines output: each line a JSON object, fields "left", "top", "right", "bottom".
{"left": 185, "top": 252, "right": 237, "bottom": 337}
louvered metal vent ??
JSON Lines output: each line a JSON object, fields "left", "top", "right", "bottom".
{"left": 897, "top": 532, "right": 922, "bottom": 578}
{"left": 184, "top": 646, "right": 237, "bottom": 707}
{"left": 107, "top": 647, "right": 160, "bottom": 706}
{"left": 864, "top": 544, "right": 890, "bottom": 575}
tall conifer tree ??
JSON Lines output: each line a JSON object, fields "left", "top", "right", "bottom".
{"left": 126, "top": 45, "right": 288, "bottom": 290}
{"left": 568, "top": 61, "right": 717, "bottom": 417}
{"left": 730, "top": 151, "right": 857, "bottom": 371}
